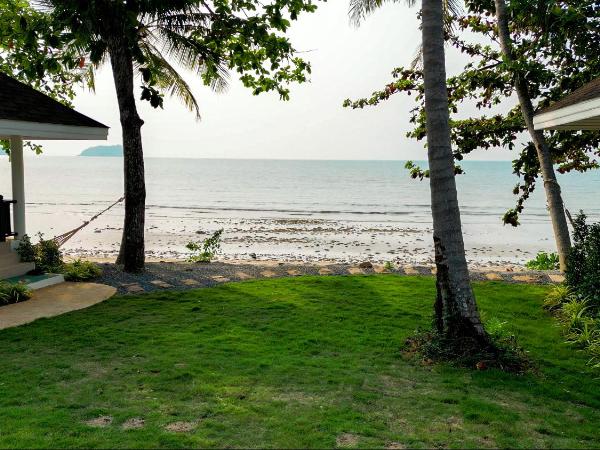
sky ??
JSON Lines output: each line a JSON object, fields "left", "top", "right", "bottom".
{"left": 37, "top": 1, "right": 516, "bottom": 160}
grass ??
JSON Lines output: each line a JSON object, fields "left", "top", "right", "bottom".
{"left": 0, "top": 275, "right": 599, "bottom": 448}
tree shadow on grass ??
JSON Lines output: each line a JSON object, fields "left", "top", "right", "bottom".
{"left": 0, "top": 275, "right": 599, "bottom": 448}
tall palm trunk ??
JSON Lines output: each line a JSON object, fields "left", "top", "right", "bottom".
{"left": 108, "top": 37, "right": 146, "bottom": 272}
{"left": 422, "top": 0, "right": 487, "bottom": 341}
{"left": 494, "top": 0, "right": 571, "bottom": 272}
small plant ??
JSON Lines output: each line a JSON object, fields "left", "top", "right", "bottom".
{"left": 15, "top": 234, "right": 35, "bottom": 263}
{"left": 186, "top": 229, "right": 224, "bottom": 263}
{"left": 565, "top": 320, "right": 600, "bottom": 349}
{"left": 403, "top": 326, "right": 530, "bottom": 374}
{"left": 35, "top": 234, "right": 63, "bottom": 273}
{"left": 0, "top": 281, "right": 32, "bottom": 306}
{"left": 62, "top": 260, "right": 102, "bottom": 282}
{"left": 544, "top": 285, "right": 572, "bottom": 311}
{"left": 558, "top": 297, "right": 591, "bottom": 331}
{"left": 525, "top": 251, "right": 560, "bottom": 270}
{"left": 383, "top": 261, "right": 395, "bottom": 271}
{"left": 485, "top": 318, "right": 513, "bottom": 342}
{"left": 17, "top": 233, "right": 63, "bottom": 274}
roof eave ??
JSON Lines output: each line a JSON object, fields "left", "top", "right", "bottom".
{"left": 534, "top": 96, "right": 600, "bottom": 130}
{"left": 0, "top": 119, "right": 109, "bottom": 141}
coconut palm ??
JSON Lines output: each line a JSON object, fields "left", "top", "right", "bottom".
{"left": 42, "top": 0, "right": 313, "bottom": 272}
{"left": 39, "top": 0, "right": 228, "bottom": 272}
{"left": 350, "top": 0, "right": 488, "bottom": 342}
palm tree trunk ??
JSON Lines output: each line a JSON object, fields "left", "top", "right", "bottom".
{"left": 494, "top": 0, "right": 571, "bottom": 272}
{"left": 421, "top": 0, "right": 487, "bottom": 341}
{"left": 108, "top": 37, "right": 146, "bottom": 273}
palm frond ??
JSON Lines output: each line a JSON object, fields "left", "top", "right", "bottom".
{"left": 139, "top": 40, "right": 203, "bottom": 119}
{"left": 152, "top": 26, "right": 229, "bottom": 92}
{"left": 349, "top": 0, "right": 417, "bottom": 26}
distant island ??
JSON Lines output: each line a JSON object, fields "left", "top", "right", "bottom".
{"left": 80, "top": 145, "right": 123, "bottom": 157}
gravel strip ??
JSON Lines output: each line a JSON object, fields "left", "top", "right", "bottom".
{"left": 96, "top": 261, "right": 562, "bottom": 295}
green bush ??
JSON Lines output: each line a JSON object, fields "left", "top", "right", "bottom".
{"left": 525, "top": 251, "right": 560, "bottom": 270}
{"left": 16, "top": 233, "right": 63, "bottom": 274}
{"left": 566, "top": 212, "right": 600, "bottom": 304}
{"left": 15, "top": 234, "right": 35, "bottom": 263}
{"left": 543, "top": 285, "right": 572, "bottom": 311}
{"left": 383, "top": 261, "right": 395, "bottom": 271}
{"left": 62, "top": 260, "right": 102, "bottom": 282}
{"left": 0, "top": 281, "right": 32, "bottom": 306}
{"left": 186, "top": 229, "right": 223, "bottom": 263}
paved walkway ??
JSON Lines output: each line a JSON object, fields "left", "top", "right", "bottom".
{"left": 96, "top": 261, "right": 565, "bottom": 295}
{"left": 0, "top": 282, "right": 117, "bottom": 330}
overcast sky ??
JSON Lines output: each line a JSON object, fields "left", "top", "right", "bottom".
{"left": 37, "top": 1, "right": 515, "bottom": 160}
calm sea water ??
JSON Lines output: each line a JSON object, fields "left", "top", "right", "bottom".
{"left": 1, "top": 156, "right": 599, "bottom": 264}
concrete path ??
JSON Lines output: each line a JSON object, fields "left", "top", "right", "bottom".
{"left": 0, "top": 282, "right": 116, "bottom": 330}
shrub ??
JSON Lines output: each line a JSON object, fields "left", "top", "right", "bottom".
{"left": 15, "top": 234, "right": 35, "bottom": 263}
{"left": 62, "top": 260, "right": 102, "bottom": 282}
{"left": 566, "top": 212, "right": 600, "bottom": 304}
{"left": 525, "top": 251, "right": 560, "bottom": 270}
{"left": 186, "top": 229, "right": 223, "bottom": 263}
{"left": 383, "top": 261, "right": 395, "bottom": 271}
{"left": 543, "top": 285, "right": 573, "bottom": 311}
{"left": 558, "top": 297, "right": 591, "bottom": 332}
{"left": 0, "top": 282, "right": 32, "bottom": 306}
{"left": 16, "top": 233, "right": 63, "bottom": 274}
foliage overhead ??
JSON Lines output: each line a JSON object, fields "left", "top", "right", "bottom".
{"left": 42, "top": 0, "right": 319, "bottom": 116}
{"left": 0, "top": 0, "right": 86, "bottom": 154}
{"left": 344, "top": 0, "right": 600, "bottom": 225}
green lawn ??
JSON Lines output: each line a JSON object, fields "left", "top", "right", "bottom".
{"left": 0, "top": 275, "right": 599, "bottom": 448}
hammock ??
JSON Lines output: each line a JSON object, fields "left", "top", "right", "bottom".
{"left": 53, "top": 196, "right": 125, "bottom": 247}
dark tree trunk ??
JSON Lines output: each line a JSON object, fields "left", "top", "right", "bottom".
{"left": 108, "top": 37, "right": 146, "bottom": 272}
{"left": 494, "top": 0, "right": 571, "bottom": 272}
{"left": 421, "top": 0, "right": 488, "bottom": 342}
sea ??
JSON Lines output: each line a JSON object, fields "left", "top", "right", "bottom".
{"left": 1, "top": 156, "right": 599, "bottom": 266}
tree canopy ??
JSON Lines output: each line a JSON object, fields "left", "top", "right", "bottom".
{"left": 344, "top": 0, "right": 600, "bottom": 225}
{"left": 0, "top": 0, "right": 85, "bottom": 154}
{"left": 45, "top": 0, "right": 318, "bottom": 115}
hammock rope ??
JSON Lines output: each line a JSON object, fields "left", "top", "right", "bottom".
{"left": 53, "top": 196, "right": 125, "bottom": 247}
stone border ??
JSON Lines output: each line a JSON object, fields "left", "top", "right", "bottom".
{"left": 95, "top": 262, "right": 563, "bottom": 296}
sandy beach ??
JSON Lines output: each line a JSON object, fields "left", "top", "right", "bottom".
{"left": 59, "top": 213, "right": 547, "bottom": 270}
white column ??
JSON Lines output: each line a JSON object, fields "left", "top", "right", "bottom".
{"left": 10, "top": 136, "right": 26, "bottom": 238}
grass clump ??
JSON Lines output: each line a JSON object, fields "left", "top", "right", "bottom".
{"left": 525, "top": 251, "right": 560, "bottom": 270}
{"left": 404, "top": 316, "right": 531, "bottom": 374}
{"left": 0, "top": 281, "right": 31, "bottom": 306}
{"left": 62, "top": 259, "right": 102, "bottom": 282}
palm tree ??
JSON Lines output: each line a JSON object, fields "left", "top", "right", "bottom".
{"left": 41, "top": 0, "right": 226, "bottom": 272}
{"left": 43, "top": 0, "right": 312, "bottom": 272}
{"left": 350, "top": 0, "right": 488, "bottom": 342}
{"left": 494, "top": 0, "right": 571, "bottom": 272}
